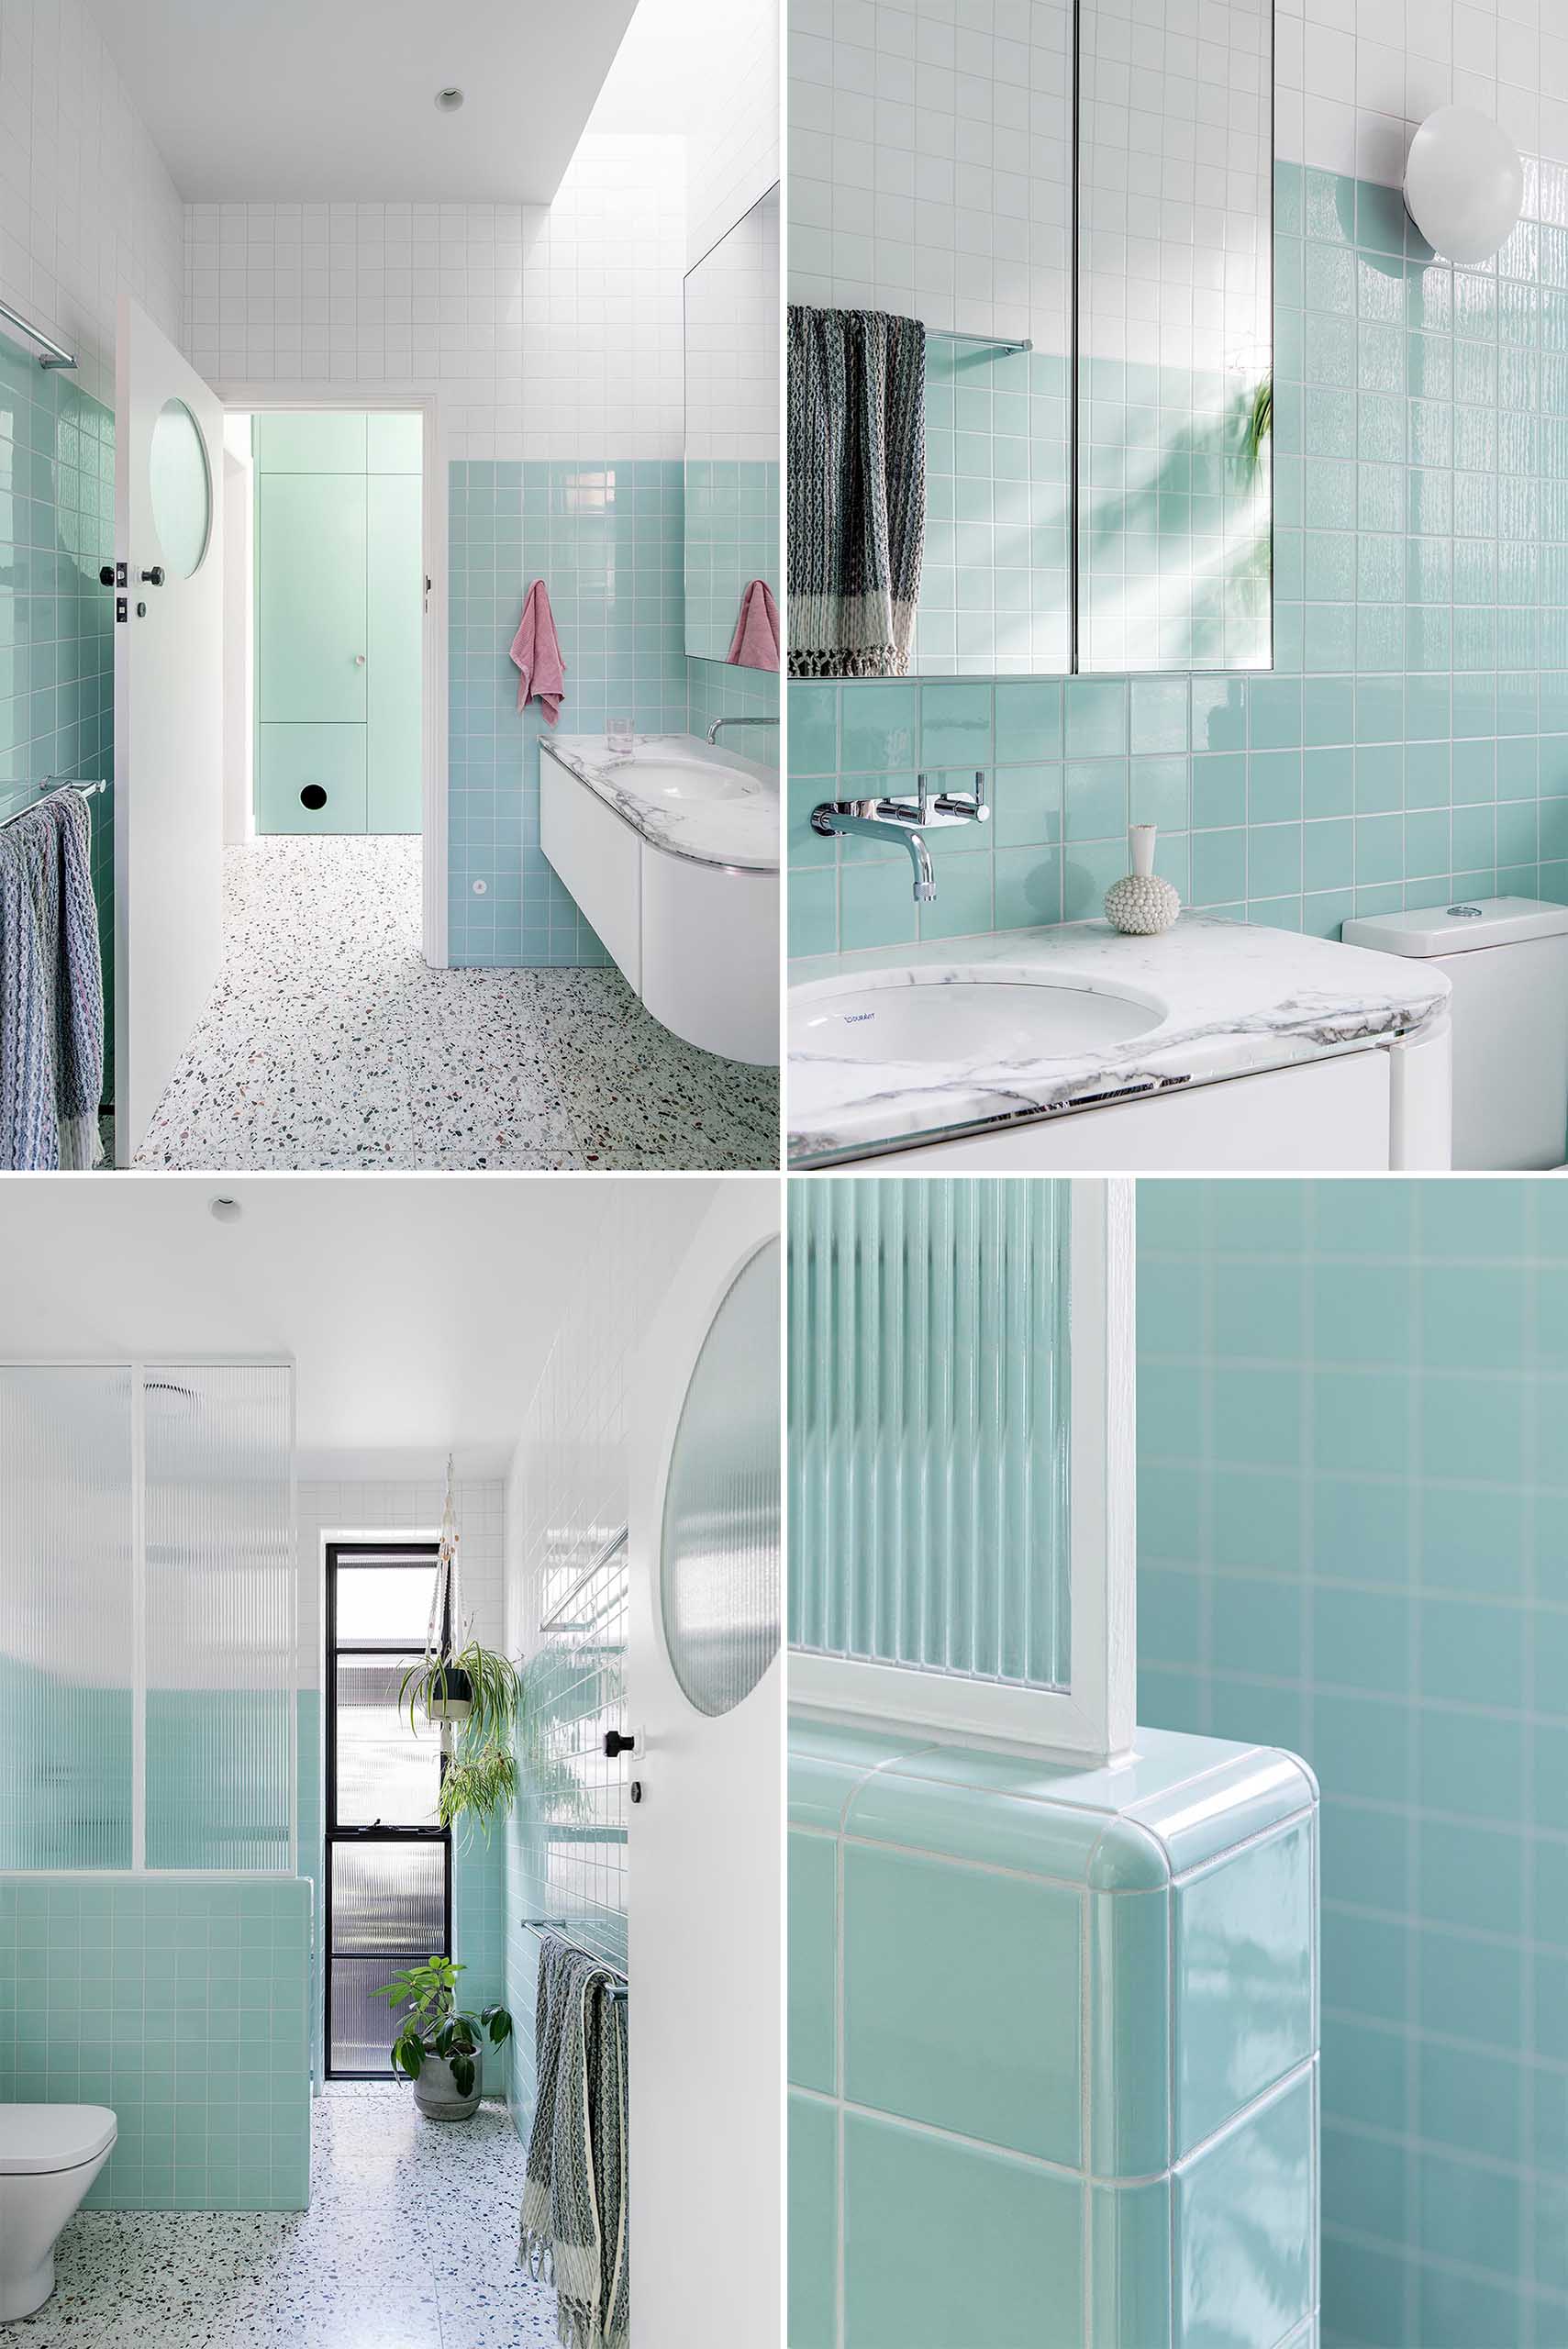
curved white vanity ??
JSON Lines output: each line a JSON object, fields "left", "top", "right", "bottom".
{"left": 788, "top": 916, "right": 1454, "bottom": 1169}
{"left": 540, "top": 734, "right": 779, "bottom": 1065}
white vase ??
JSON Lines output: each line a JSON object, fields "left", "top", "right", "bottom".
{"left": 1105, "top": 824, "right": 1180, "bottom": 936}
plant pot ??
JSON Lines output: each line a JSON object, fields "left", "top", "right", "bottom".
{"left": 412, "top": 2046, "right": 483, "bottom": 2122}
{"left": 426, "top": 1664, "right": 473, "bottom": 1725}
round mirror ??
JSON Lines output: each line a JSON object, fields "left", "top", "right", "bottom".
{"left": 149, "top": 397, "right": 212, "bottom": 577}
{"left": 660, "top": 1240, "right": 781, "bottom": 1717}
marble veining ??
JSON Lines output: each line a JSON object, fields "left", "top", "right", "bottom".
{"left": 131, "top": 838, "right": 777, "bottom": 1172}
{"left": 787, "top": 914, "right": 1449, "bottom": 1163}
{"left": 23, "top": 2087, "right": 554, "bottom": 2347}
{"left": 541, "top": 734, "right": 780, "bottom": 872}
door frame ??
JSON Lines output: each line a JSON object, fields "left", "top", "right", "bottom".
{"left": 322, "top": 1537, "right": 452, "bottom": 2080}
{"left": 214, "top": 386, "right": 449, "bottom": 967}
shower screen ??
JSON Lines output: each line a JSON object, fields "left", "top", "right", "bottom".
{"left": 0, "top": 1361, "right": 295, "bottom": 1874}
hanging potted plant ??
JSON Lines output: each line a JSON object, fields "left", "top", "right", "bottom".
{"left": 375, "top": 1954, "right": 512, "bottom": 2123}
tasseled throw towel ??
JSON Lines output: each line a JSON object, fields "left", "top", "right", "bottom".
{"left": 521, "top": 1937, "right": 628, "bottom": 2349}
{"left": 0, "top": 793, "right": 104, "bottom": 1171}
{"left": 787, "top": 304, "right": 926, "bottom": 678}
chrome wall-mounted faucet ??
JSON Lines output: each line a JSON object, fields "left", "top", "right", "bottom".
{"left": 706, "top": 715, "right": 780, "bottom": 745}
{"left": 810, "top": 772, "right": 990, "bottom": 903}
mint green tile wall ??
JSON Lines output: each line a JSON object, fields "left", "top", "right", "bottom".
{"left": 686, "top": 652, "right": 779, "bottom": 763}
{"left": 0, "top": 326, "right": 116, "bottom": 1101}
{"left": 789, "top": 161, "right": 1568, "bottom": 959}
{"left": 1138, "top": 1179, "right": 1568, "bottom": 2349}
{"left": 684, "top": 460, "right": 780, "bottom": 655}
{"left": 0, "top": 1876, "right": 311, "bottom": 2210}
{"left": 786, "top": 1716, "right": 1319, "bottom": 2348}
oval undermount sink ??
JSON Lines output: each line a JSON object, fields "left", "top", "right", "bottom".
{"left": 791, "top": 973, "right": 1166, "bottom": 1062}
{"left": 617, "top": 747, "right": 764, "bottom": 804}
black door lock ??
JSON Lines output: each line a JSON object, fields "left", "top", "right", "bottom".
{"left": 603, "top": 1730, "right": 636, "bottom": 1758}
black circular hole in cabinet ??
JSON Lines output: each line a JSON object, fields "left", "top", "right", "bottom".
{"left": 300, "top": 785, "right": 328, "bottom": 811}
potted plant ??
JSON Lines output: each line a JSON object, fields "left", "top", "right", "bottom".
{"left": 376, "top": 1954, "right": 512, "bottom": 2122}
{"left": 401, "top": 1641, "right": 522, "bottom": 1838}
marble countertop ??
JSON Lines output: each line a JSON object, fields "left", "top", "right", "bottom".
{"left": 541, "top": 733, "right": 779, "bottom": 873}
{"left": 787, "top": 914, "right": 1451, "bottom": 1163}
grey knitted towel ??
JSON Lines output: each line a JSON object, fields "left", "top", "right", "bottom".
{"left": 787, "top": 304, "right": 927, "bottom": 679}
{"left": 0, "top": 793, "right": 104, "bottom": 1171}
{"left": 521, "top": 1936, "right": 629, "bottom": 2349}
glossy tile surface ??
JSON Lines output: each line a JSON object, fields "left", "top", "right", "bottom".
{"left": 1175, "top": 1821, "right": 1315, "bottom": 2156}
{"left": 20, "top": 2086, "right": 555, "bottom": 2346}
{"left": 1140, "top": 1179, "right": 1568, "bottom": 2347}
{"left": 843, "top": 2110, "right": 1083, "bottom": 2349}
{"left": 131, "top": 838, "right": 775, "bottom": 1171}
{"left": 844, "top": 1843, "right": 1081, "bottom": 2165}
{"left": 789, "top": 1830, "right": 838, "bottom": 2095}
{"left": 1175, "top": 2069, "right": 1317, "bottom": 2349}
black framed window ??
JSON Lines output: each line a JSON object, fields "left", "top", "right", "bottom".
{"left": 325, "top": 1542, "right": 452, "bottom": 2079}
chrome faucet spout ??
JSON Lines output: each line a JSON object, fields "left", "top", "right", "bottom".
{"left": 810, "top": 804, "right": 937, "bottom": 902}
{"left": 706, "top": 714, "right": 780, "bottom": 746}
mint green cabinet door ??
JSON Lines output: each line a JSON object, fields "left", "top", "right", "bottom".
{"left": 367, "top": 413, "right": 423, "bottom": 473}
{"left": 367, "top": 473, "right": 423, "bottom": 832}
{"left": 255, "top": 412, "right": 368, "bottom": 473}
{"left": 257, "top": 723, "right": 367, "bottom": 834}
{"left": 258, "top": 473, "right": 367, "bottom": 724}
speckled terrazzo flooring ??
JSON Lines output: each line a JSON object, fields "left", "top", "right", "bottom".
{"left": 19, "top": 2087, "right": 556, "bottom": 2346}
{"left": 131, "top": 837, "right": 779, "bottom": 1171}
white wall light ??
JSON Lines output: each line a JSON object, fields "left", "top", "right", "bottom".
{"left": 1404, "top": 106, "right": 1524, "bottom": 266}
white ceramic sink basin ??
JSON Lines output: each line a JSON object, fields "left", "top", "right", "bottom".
{"left": 791, "top": 972, "right": 1166, "bottom": 1063}
{"left": 617, "top": 745, "right": 763, "bottom": 803}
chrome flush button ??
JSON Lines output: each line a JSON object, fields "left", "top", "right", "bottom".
{"left": 1447, "top": 905, "right": 1483, "bottom": 917}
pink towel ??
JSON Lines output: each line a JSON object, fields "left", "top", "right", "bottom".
{"left": 510, "top": 579, "right": 565, "bottom": 724}
{"left": 726, "top": 578, "right": 780, "bottom": 672}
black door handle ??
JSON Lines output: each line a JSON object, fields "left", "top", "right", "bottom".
{"left": 140, "top": 566, "right": 165, "bottom": 586}
{"left": 99, "top": 564, "right": 115, "bottom": 586}
{"left": 604, "top": 1731, "right": 636, "bottom": 1758}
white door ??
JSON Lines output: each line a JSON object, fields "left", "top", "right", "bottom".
{"left": 628, "top": 1187, "right": 783, "bottom": 2348}
{"left": 114, "top": 295, "right": 225, "bottom": 1162}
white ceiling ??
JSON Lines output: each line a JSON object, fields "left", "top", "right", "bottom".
{"left": 1, "top": 1177, "right": 717, "bottom": 1475}
{"left": 84, "top": 0, "right": 641, "bottom": 205}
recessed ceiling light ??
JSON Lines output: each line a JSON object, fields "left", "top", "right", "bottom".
{"left": 209, "top": 1196, "right": 242, "bottom": 1224}
{"left": 435, "top": 86, "right": 465, "bottom": 111}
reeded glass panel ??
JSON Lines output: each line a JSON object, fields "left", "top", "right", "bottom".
{"left": 143, "top": 1366, "right": 293, "bottom": 1868}
{"left": 149, "top": 397, "right": 212, "bottom": 578}
{"left": 337, "top": 1562, "right": 439, "bottom": 1646}
{"left": 336, "top": 1656, "right": 439, "bottom": 1825}
{"left": 0, "top": 1368, "right": 135, "bottom": 1868}
{"left": 1076, "top": 0, "right": 1273, "bottom": 669}
{"left": 330, "top": 1843, "right": 445, "bottom": 1954}
{"left": 789, "top": 1180, "right": 1072, "bottom": 1688}
{"left": 331, "top": 1958, "right": 415, "bottom": 2075}
{"left": 661, "top": 1240, "right": 782, "bottom": 1717}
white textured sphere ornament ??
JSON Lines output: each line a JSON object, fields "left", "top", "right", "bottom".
{"left": 1105, "top": 824, "right": 1180, "bottom": 936}
{"left": 1404, "top": 106, "right": 1523, "bottom": 266}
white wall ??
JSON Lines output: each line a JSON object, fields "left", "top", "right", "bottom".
{"left": 687, "top": 0, "right": 781, "bottom": 268}
{"left": 0, "top": 0, "right": 183, "bottom": 401}
{"left": 296, "top": 1473, "right": 505, "bottom": 1690}
{"left": 182, "top": 134, "right": 685, "bottom": 461}
{"left": 1278, "top": 0, "right": 1568, "bottom": 186}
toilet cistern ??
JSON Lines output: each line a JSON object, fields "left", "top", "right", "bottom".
{"left": 811, "top": 770, "right": 991, "bottom": 902}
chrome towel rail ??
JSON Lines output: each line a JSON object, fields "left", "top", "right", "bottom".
{"left": 928, "top": 327, "right": 1032, "bottom": 357}
{"left": 0, "top": 778, "right": 107, "bottom": 832}
{"left": 522, "top": 1919, "right": 628, "bottom": 2001}
{"left": 0, "top": 300, "right": 77, "bottom": 370}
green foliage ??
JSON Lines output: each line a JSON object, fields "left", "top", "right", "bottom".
{"left": 437, "top": 1742, "right": 518, "bottom": 1836}
{"left": 399, "top": 1641, "right": 519, "bottom": 1744}
{"left": 376, "top": 1954, "right": 513, "bottom": 2099}
{"left": 1243, "top": 373, "right": 1273, "bottom": 474}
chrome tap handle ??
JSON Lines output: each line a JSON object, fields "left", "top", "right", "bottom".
{"left": 932, "top": 769, "right": 990, "bottom": 820}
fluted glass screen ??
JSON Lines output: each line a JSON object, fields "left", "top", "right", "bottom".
{"left": 330, "top": 1842, "right": 445, "bottom": 1954}
{"left": 789, "top": 1180, "right": 1072, "bottom": 1688}
{"left": 144, "top": 1366, "right": 295, "bottom": 1869}
{"left": 660, "top": 1239, "right": 782, "bottom": 1718}
{"left": 336, "top": 1655, "right": 441, "bottom": 1826}
{"left": 0, "top": 1367, "right": 136, "bottom": 1869}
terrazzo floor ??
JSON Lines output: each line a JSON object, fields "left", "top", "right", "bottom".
{"left": 20, "top": 2086, "right": 555, "bottom": 2346}
{"left": 130, "top": 837, "right": 778, "bottom": 1170}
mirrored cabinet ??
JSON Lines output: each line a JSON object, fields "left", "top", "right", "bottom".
{"left": 786, "top": 0, "right": 1273, "bottom": 679}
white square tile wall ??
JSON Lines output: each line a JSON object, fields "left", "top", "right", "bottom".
{"left": 182, "top": 136, "right": 685, "bottom": 462}
{"left": 787, "top": 0, "right": 1073, "bottom": 346}
{"left": 0, "top": 0, "right": 183, "bottom": 398}
{"left": 688, "top": 0, "right": 783, "bottom": 268}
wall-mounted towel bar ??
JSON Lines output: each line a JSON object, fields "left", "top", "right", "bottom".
{"left": 0, "top": 778, "right": 108, "bottom": 832}
{"left": 522, "top": 1918, "right": 628, "bottom": 2001}
{"left": 928, "top": 327, "right": 1033, "bottom": 357}
{"left": 0, "top": 300, "right": 78, "bottom": 370}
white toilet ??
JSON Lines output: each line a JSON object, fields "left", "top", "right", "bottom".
{"left": 0, "top": 2106, "right": 117, "bottom": 2322}
{"left": 1342, "top": 897, "right": 1568, "bottom": 1169}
